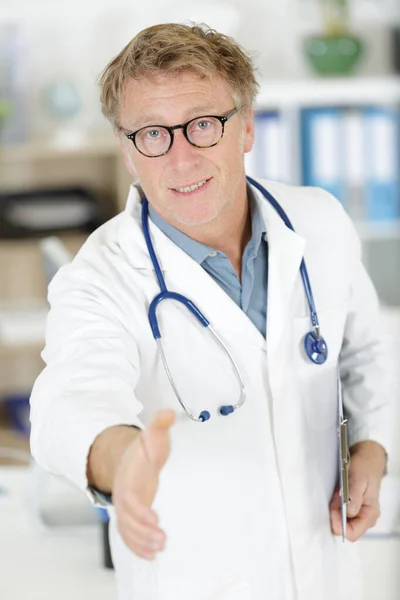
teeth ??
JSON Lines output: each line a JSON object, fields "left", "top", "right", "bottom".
{"left": 175, "top": 179, "right": 207, "bottom": 193}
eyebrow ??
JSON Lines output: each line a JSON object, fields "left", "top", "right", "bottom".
{"left": 127, "top": 105, "right": 221, "bottom": 131}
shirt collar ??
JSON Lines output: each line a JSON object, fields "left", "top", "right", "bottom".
{"left": 249, "top": 185, "right": 267, "bottom": 245}
{"left": 148, "top": 204, "right": 213, "bottom": 264}
{"left": 148, "top": 183, "right": 267, "bottom": 265}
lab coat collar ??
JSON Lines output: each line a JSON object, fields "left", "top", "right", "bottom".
{"left": 121, "top": 179, "right": 305, "bottom": 354}
{"left": 253, "top": 182, "right": 306, "bottom": 358}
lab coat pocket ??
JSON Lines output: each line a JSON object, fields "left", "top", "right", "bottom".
{"left": 293, "top": 301, "right": 348, "bottom": 431}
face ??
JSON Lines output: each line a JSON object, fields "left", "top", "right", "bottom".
{"left": 117, "top": 71, "right": 254, "bottom": 229}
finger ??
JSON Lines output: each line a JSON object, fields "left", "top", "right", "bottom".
{"left": 120, "top": 513, "right": 166, "bottom": 546}
{"left": 135, "top": 504, "right": 160, "bottom": 527}
{"left": 122, "top": 528, "right": 166, "bottom": 558}
{"left": 123, "top": 535, "right": 158, "bottom": 560}
{"left": 116, "top": 494, "right": 165, "bottom": 547}
{"left": 347, "top": 497, "right": 362, "bottom": 519}
{"left": 149, "top": 410, "right": 176, "bottom": 432}
{"left": 346, "top": 505, "right": 380, "bottom": 542}
{"left": 330, "top": 495, "right": 344, "bottom": 536}
{"left": 330, "top": 506, "right": 342, "bottom": 535}
{"left": 347, "top": 474, "right": 368, "bottom": 518}
{"left": 330, "top": 487, "right": 357, "bottom": 538}
{"left": 329, "top": 487, "right": 341, "bottom": 510}
{"left": 118, "top": 491, "right": 160, "bottom": 526}
{"left": 330, "top": 509, "right": 343, "bottom": 536}
{"left": 117, "top": 515, "right": 166, "bottom": 557}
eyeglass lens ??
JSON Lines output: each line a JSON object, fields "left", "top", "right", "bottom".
{"left": 135, "top": 116, "right": 224, "bottom": 156}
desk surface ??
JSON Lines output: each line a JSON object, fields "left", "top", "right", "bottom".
{"left": 2, "top": 466, "right": 400, "bottom": 600}
{"left": 0, "top": 466, "right": 116, "bottom": 600}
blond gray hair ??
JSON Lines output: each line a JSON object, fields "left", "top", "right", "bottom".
{"left": 98, "top": 22, "right": 259, "bottom": 129}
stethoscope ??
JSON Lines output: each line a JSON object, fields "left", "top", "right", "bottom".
{"left": 141, "top": 176, "right": 328, "bottom": 423}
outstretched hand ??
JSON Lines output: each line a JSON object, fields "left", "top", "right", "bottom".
{"left": 113, "top": 410, "right": 176, "bottom": 559}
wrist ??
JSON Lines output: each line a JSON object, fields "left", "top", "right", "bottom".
{"left": 87, "top": 424, "right": 142, "bottom": 495}
{"left": 350, "top": 440, "right": 388, "bottom": 477}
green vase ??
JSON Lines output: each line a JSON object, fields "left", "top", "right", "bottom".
{"left": 304, "top": 34, "right": 364, "bottom": 76}
{"left": 0, "top": 100, "right": 11, "bottom": 137}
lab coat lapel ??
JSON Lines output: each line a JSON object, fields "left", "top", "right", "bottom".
{"left": 122, "top": 182, "right": 305, "bottom": 353}
{"left": 255, "top": 188, "right": 306, "bottom": 360}
{"left": 148, "top": 220, "right": 266, "bottom": 348}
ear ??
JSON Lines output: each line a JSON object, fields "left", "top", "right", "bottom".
{"left": 116, "top": 129, "right": 137, "bottom": 176}
{"left": 243, "top": 107, "right": 255, "bottom": 154}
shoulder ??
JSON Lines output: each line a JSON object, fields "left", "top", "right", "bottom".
{"left": 67, "top": 213, "right": 127, "bottom": 272}
{"left": 255, "top": 179, "right": 360, "bottom": 257}
{"left": 48, "top": 210, "right": 138, "bottom": 299}
{"left": 258, "top": 179, "right": 346, "bottom": 227}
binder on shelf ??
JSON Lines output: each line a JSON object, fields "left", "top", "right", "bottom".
{"left": 362, "top": 106, "right": 400, "bottom": 222}
{"left": 301, "top": 107, "right": 346, "bottom": 207}
{"left": 244, "top": 137, "right": 259, "bottom": 179}
{"left": 245, "top": 111, "right": 289, "bottom": 182}
{"left": 342, "top": 108, "right": 366, "bottom": 222}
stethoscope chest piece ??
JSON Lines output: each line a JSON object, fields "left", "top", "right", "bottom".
{"left": 304, "top": 331, "right": 328, "bottom": 365}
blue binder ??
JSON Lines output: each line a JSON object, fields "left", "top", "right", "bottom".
{"left": 362, "top": 107, "right": 400, "bottom": 222}
{"left": 342, "top": 108, "right": 366, "bottom": 222}
{"left": 301, "top": 107, "right": 346, "bottom": 207}
{"left": 246, "top": 111, "right": 284, "bottom": 180}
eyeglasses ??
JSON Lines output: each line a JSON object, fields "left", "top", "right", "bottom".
{"left": 123, "top": 108, "right": 238, "bottom": 158}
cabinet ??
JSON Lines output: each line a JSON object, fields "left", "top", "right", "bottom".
{"left": 0, "top": 134, "right": 133, "bottom": 400}
{"left": 248, "top": 75, "right": 400, "bottom": 306}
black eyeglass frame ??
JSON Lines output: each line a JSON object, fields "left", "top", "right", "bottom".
{"left": 123, "top": 107, "right": 238, "bottom": 158}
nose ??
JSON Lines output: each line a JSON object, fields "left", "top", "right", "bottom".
{"left": 167, "top": 127, "right": 201, "bottom": 169}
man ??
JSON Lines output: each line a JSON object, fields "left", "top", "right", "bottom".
{"left": 30, "top": 23, "right": 389, "bottom": 600}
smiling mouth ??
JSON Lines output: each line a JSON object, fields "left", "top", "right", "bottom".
{"left": 171, "top": 178, "right": 212, "bottom": 193}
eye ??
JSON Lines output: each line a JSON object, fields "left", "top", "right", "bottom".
{"left": 147, "top": 128, "right": 162, "bottom": 139}
{"left": 195, "top": 120, "right": 212, "bottom": 130}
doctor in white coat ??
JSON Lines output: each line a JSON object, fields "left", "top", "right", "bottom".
{"left": 30, "top": 23, "right": 390, "bottom": 600}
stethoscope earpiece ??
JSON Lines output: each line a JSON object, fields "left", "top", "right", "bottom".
{"left": 199, "top": 411, "right": 211, "bottom": 422}
{"left": 199, "top": 406, "right": 235, "bottom": 422}
{"left": 304, "top": 331, "right": 328, "bottom": 365}
{"left": 220, "top": 405, "right": 235, "bottom": 416}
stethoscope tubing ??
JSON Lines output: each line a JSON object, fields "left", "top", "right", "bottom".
{"left": 141, "top": 177, "right": 328, "bottom": 420}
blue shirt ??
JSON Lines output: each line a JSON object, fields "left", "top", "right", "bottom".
{"left": 148, "top": 189, "right": 268, "bottom": 338}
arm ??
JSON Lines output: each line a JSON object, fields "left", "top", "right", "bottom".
{"left": 330, "top": 216, "right": 392, "bottom": 540}
{"left": 340, "top": 255, "right": 391, "bottom": 456}
{"left": 30, "top": 260, "right": 175, "bottom": 559}
{"left": 30, "top": 261, "right": 145, "bottom": 495}
{"left": 87, "top": 425, "right": 141, "bottom": 494}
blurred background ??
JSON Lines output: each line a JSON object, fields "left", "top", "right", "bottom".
{"left": 0, "top": 0, "right": 399, "bottom": 599}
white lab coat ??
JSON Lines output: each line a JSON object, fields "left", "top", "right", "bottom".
{"left": 30, "top": 178, "right": 390, "bottom": 600}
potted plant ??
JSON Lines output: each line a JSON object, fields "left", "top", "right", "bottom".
{"left": 304, "top": 0, "right": 364, "bottom": 76}
{"left": 0, "top": 99, "right": 11, "bottom": 137}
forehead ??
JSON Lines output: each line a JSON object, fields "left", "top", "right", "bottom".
{"left": 119, "top": 71, "right": 234, "bottom": 127}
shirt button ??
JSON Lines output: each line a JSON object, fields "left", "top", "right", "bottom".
{"left": 208, "top": 251, "right": 217, "bottom": 257}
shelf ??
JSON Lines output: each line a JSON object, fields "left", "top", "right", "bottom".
{"left": 0, "top": 342, "right": 43, "bottom": 355}
{"left": 0, "top": 134, "right": 119, "bottom": 164}
{"left": 2, "top": 78, "right": 399, "bottom": 164}
{"left": 0, "top": 302, "right": 47, "bottom": 349}
{"left": 2, "top": 77, "right": 400, "bottom": 162}
{"left": 256, "top": 76, "right": 400, "bottom": 110}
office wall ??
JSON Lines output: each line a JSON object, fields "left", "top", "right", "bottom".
{"left": 0, "top": 0, "right": 398, "bottom": 139}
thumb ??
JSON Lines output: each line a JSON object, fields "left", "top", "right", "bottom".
{"left": 143, "top": 410, "right": 176, "bottom": 471}
{"left": 347, "top": 479, "right": 366, "bottom": 518}
{"left": 329, "top": 487, "right": 343, "bottom": 536}
{"left": 149, "top": 409, "right": 176, "bottom": 432}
